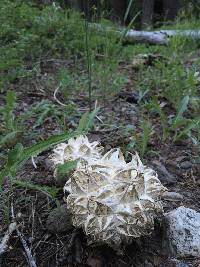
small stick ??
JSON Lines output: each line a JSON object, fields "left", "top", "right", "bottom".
{"left": 31, "top": 156, "right": 37, "bottom": 169}
{"left": 94, "top": 100, "right": 103, "bottom": 124}
{"left": 11, "top": 203, "right": 37, "bottom": 267}
{"left": 53, "top": 86, "right": 69, "bottom": 107}
{"left": 0, "top": 222, "right": 17, "bottom": 255}
{"left": 15, "top": 229, "right": 37, "bottom": 267}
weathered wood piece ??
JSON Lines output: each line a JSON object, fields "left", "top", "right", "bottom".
{"left": 92, "top": 23, "right": 200, "bottom": 45}
{"left": 125, "top": 29, "right": 200, "bottom": 45}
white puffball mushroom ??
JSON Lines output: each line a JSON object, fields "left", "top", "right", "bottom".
{"left": 51, "top": 135, "right": 103, "bottom": 167}
{"left": 51, "top": 135, "right": 166, "bottom": 247}
{"left": 61, "top": 142, "right": 166, "bottom": 247}
{"left": 50, "top": 135, "right": 103, "bottom": 185}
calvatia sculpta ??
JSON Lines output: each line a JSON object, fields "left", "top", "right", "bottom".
{"left": 51, "top": 135, "right": 166, "bottom": 247}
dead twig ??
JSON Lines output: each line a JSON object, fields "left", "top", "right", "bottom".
{"left": 31, "top": 156, "right": 37, "bottom": 169}
{"left": 11, "top": 203, "right": 37, "bottom": 267}
{"left": 0, "top": 222, "right": 17, "bottom": 255}
{"left": 53, "top": 85, "right": 69, "bottom": 107}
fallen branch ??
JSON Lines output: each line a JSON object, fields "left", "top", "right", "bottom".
{"left": 125, "top": 29, "right": 200, "bottom": 45}
{"left": 91, "top": 24, "right": 200, "bottom": 45}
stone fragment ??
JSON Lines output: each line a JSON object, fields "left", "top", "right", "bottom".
{"left": 162, "top": 191, "right": 183, "bottom": 202}
{"left": 165, "top": 206, "right": 200, "bottom": 257}
{"left": 179, "top": 161, "right": 192, "bottom": 170}
{"left": 46, "top": 205, "right": 73, "bottom": 233}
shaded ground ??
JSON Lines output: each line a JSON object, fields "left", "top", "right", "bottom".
{"left": 1, "top": 59, "right": 200, "bottom": 267}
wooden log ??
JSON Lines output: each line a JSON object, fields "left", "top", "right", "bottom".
{"left": 125, "top": 29, "right": 200, "bottom": 45}
{"left": 91, "top": 22, "right": 200, "bottom": 45}
{"left": 92, "top": 22, "right": 200, "bottom": 45}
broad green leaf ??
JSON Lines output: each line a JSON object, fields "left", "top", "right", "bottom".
{"left": 77, "top": 111, "right": 90, "bottom": 133}
{"left": 0, "top": 110, "right": 95, "bottom": 186}
{"left": 18, "top": 132, "right": 78, "bottom": 166}
{"left": 174, "top": 95, "right": 189, "bottom": 123}
{"left": 77, "top": 109, "right": 99, "bottom": 133}
{"left": 0, "top": 131, "right": 78, "bottom": 185}
{"left": 86, "top": 108, "right": 99, "bottom": 131}
{"left": 170, "top": 118, "right": 189, "bottom": 130}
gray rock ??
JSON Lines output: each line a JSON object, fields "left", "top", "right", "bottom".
{"left": 179, "top": 161, "right": 192, "bottom": 170}
{"left": 46, "top": 204, "right": 73, "bottom": 233}
{"left": 152, "top": 160, "right": 177, "bottom": 184}
{"left": 162, "top": 191, "right": 183, "bottom": 202}
{"left": 175, "top": 263, "right": 189, "bottom": 267}
{"left": 165, "top": 206, "right": 200, "bottom": 257}
{"left": 160, "top": 258, "right": 189, "bottom": 267}
{"left": 171, "top": 259, "right": 189, "bottom": 267}
{"left": 44, "top": 157, "right": 54, "bottom": 171}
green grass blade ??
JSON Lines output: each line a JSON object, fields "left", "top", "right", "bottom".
{"left": 5, "top": 90, "right": 16, "bottom": 132}
{"left": 176, "top": 118, "right": 200, "bottom": 140}
{"left": 139, "top": 120, "right": 152, "bottom": 158}
{"left": 13, "top": 179, "right": 59, "bottom": 199}
{"left": 120, "top": 11, "right": 141, "bottom": 44}
{"left": 124, "top": 0, "right": 134, "bottom": 23}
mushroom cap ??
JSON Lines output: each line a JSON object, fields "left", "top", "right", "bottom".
{"left": 64, "top": 147, "right": 166, "bottom": 246}
{"left": 51, "top": 135, "right": 103, "bottom": 166}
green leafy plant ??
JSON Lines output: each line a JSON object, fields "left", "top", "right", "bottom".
{"left": 145, "top": 97, "right": 169, "bottom": 141}
{"left": 77, "top": 108, "right": 99, "bottom": 133}
{"left": 3, "top": 90, "right": 16, "bottom": 132}
{"left": 22, "top": 99, "right": 77, "bottom": 132}
{"left": 0, "top": 90, "right": 23, "bottom": 148}
{"left": 143, "top": 93, "right": 200, "bottom": 144}
{"left": 0, "top": 105, "right": 98, "bottom": 225}
{"left": 0, "top": 132, "right": 75, "bottom": 185}
{"left": 170, "top": 95, "right": 190, "bottom": 140}
{"left": 0, "top": 109, "right": 98, "bottom": 186}
{"left": 176, "top": 117, "right": 200, "bottom": 143}
{"left": 125, "top": 119, "right": 153, "bottom": 159}
{"left": 138, "top": 119, "right": 153, "bottom": 158}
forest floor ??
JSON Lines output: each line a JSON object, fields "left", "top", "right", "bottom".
{"left": 1, "top": 59, "right": 200, "bottom": 267}
{"left": 1, "top": 2, "right": 200, "bottom": 267}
